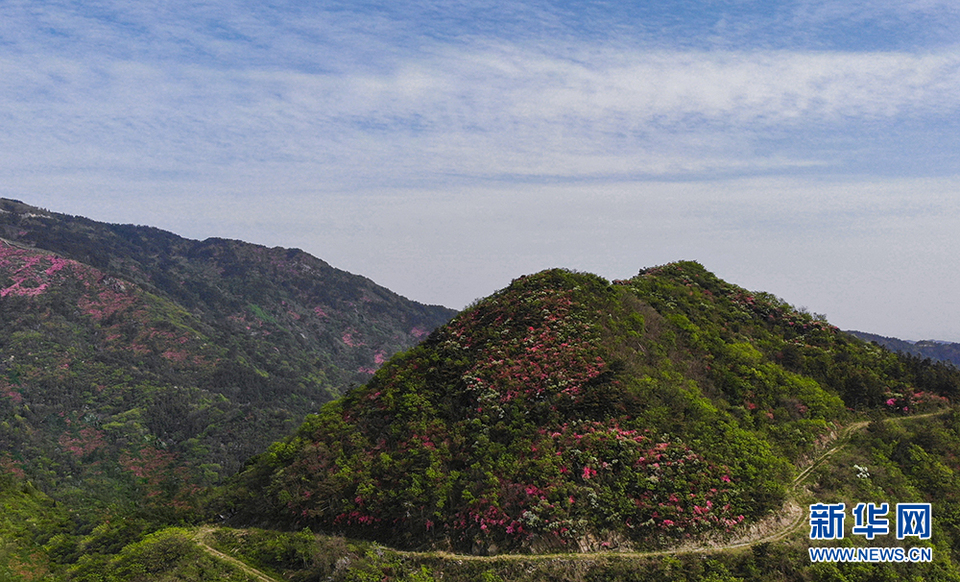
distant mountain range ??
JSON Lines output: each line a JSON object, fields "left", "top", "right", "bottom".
{"left": 846, "top": 330, "right": 960, "bottom": 368}
{"left": 0, "top": 198, "right": 455, "bottom": 509}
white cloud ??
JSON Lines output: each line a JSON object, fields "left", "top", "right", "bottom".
{"left": 5, "top": 42, "right": 960, "bottom": 186}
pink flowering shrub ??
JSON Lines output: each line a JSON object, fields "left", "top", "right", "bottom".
{"left": 0, "top": 242, "right": 77, "bottom": 298}
{"left": 58, "top": 427, "right": 106, "bottom": 458}
{"left": 1, "top": 240, "right": 209, "bottom": 366}
{"left": 883, "top": 388, "right": 949, "bottom": 413}
{"left": 1, "top": 378, "right": 22, "bottom": 403}
{"left": 0, "top": 453, "right": 26, "bottom": 480}
{"left": 342, "top": 330, "right": 364, "bottom": 347}
{"left": 118, "top": 446, "right": 198, "bottom": 510}
{"left": 409, "top": 325, "right": 428, "bottom": 339}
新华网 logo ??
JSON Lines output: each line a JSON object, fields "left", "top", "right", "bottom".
{"left": 808, "top": 502, "right": 933, "bottom": 563}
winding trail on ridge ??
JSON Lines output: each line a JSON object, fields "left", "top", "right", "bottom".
{"left": 190, "top": 410, "right": 948, "bottom": 569}
{"left": 193, "top": 526, "right": 282, "bottom": 582}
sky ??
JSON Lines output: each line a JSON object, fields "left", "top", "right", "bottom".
{"left": 2, "top": 1, "right": 960, "bottom": 341}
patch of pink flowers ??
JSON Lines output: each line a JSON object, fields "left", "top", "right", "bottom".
{"left": 410, "top": 325, "right": 428, "bottom": 339}
{"left": 59, "top": 427, "right": 106, "bottom": 458}
{"left": 0, "top": 242, "right": 76, "bottom": 298}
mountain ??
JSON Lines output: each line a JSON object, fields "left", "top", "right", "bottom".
{"left": 847, "top": 330, "right": 960, "bottom": 369}
{"left": 5, "top": 252, "right": 960, "bottom": 580}
{"left": 0, "top": 198, "right": 456, "bottom": 515}
{"left": 221, "top": 263, "right": 960, "bottom": 555}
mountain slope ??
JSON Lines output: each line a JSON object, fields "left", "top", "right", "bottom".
{"left": 222, "top": 263, "right": 958, "bottom": 554}
{"left": 0, "top": 198, "right": 455, "bottom": 390}
{"left": 0, "top": 198, "right": 455, "bottom": 513}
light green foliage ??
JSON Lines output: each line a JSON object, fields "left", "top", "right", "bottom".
{"left": 0, "top": 474, "right": 62, "bottom": 581}
{"left": 68, "top": 528, "right": 257, "bottom": 582}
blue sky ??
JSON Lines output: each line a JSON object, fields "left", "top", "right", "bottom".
{"left": 3, "top": 1, "right": 960, "bottom": 341}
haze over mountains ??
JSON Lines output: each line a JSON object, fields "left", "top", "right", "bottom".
{"left": 2, "top": 198, "right": 960, "bottom": 581}
{"left": 846, "top": 330, "right": 960, "bottom": 369}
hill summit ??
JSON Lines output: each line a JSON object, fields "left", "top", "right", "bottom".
{"left": 223, "top": 263, "right": 957, "bottom": 554}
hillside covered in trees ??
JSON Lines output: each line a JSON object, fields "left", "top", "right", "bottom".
{"left": 221, "top": 263, "right": 959, "bottom": 560}
{"left": 0, "top": 198, "right": 455, "bottom": 559}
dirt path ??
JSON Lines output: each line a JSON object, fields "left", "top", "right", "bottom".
{"left": 193, "top": 526, "right": 281, "bottom": 582}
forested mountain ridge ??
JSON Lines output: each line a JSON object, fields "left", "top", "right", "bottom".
{"left": 0, "top": 198, "right": 455, "bottom": 515}
{"left": 221, "top": 263, "right": 960, "bottom": 557}
{"left": 847, "top": 330, "right": 960, "bottom": 369}
{"left": 0, "top": 198, "right": 455, "bottom": 389}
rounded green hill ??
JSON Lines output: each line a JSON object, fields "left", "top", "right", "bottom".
{"left": 223, "top": 263, "right": 957, "bottom": 554}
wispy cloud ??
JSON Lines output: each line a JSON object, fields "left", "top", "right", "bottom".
{"left": 4, "top": 40, "right": 960, "bottom": 184}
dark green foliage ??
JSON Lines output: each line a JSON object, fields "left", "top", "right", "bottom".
{"left": 206, "top": 527, "right": 424, "bottom": 582}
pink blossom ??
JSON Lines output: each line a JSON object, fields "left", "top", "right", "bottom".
{"left": 410, "top": 325, "right": 428, "bottom": 338}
